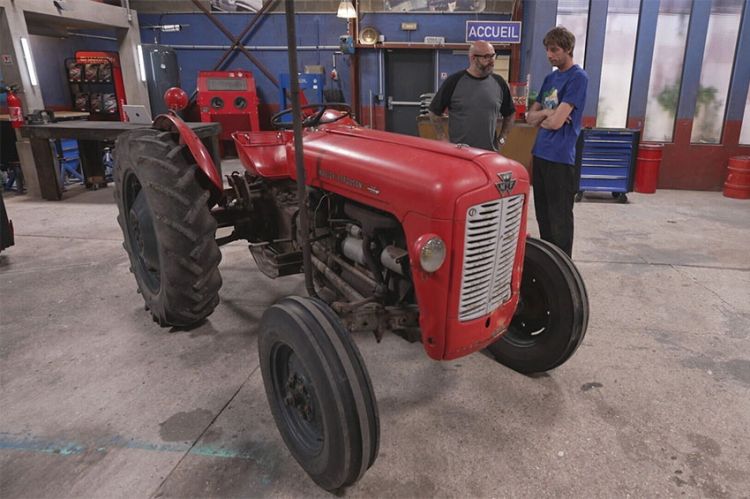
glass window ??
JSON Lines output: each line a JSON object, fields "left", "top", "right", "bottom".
{"left": 690, "top": 0, "right": 744, "bottom": 144}
{"left": 740, "top": 83, "right": 750, "bottom": 145}
{"left": 642, "top": 0, "right": 691, "bottom": 142}
{"left": 596, "top": 0, "right": 640, "bottom": 128}
{"left": 556, "top": 0, "right": 589, "bottom": 68}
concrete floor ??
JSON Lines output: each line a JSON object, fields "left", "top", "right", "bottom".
{"left": 1, "top": 181, "right": 749, "bottom": 498}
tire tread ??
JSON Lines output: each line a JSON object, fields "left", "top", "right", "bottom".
{"left": 113, "top": 127, "right": 222, "bottom": 327}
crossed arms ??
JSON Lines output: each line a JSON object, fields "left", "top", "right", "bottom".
{"left": 526, "top": 101, "right": 574, "bottom": 130}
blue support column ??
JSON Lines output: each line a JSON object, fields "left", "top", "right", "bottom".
{"left": 521, "top": 0, "right": 558, "bottom": 97}
{"left": 725, "top": 1, "right": 750, "bottom": 122}
{"left": 676, "top": 0, "right": 712, "bottom": 121}
{"left": 627, "top": 0, "right": 660, "bottom": 126}
{"left": 582, "top": 0, "right": 609, "bottom": 119}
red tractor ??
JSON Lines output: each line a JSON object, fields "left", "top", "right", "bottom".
{"left": 113, "top": 10, "right": 586, "bottom": 488}
{"left": 113, "top": 97, "right": 588, "bottom": 490}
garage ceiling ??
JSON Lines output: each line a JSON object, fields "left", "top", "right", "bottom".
{"left": 128, "top": 0, "right": 515, "bottom": 14}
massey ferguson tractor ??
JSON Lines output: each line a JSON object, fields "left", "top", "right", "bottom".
{"left": 113, "top": 98, "right": 588, "bottom": 490}
{"left": 113, "top": 7, "right": 587, "bottom": 491}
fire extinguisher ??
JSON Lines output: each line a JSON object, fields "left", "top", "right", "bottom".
{"left": 1, "top": 84, "right": 24, "bottom": 129}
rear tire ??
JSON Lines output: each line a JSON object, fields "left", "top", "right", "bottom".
{"left": 0, "top": 190, "right": 14, "bottom": 252}
{"left": 484, "top": 237, "right": 588, "bottom": 374}
{"left": 259, "top": 296, "right": 379, "bottom": 491}
{"left": 113, "top": 128, "right": 222, "bottom": 327}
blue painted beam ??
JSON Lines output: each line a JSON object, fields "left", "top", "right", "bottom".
{"left": 676, "top": 0, "right": 712, "bottom": 121}
{"left": 519, "top": 0, "right": 542, "bottom": 80}
{"left": 523, "top": 0, "right": 558, "bottom": 97}
{"left": 628, "top": 0, "right": 660, "bottom": 120}
{"left": 726, "top": 1, "right": 750, "bottom": 121}
{"left": 583, "top": 0, "right": 608, "bottom": 118}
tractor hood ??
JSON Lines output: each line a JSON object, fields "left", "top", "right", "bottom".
{"left": 298, "top": 126, "right": 526, "bottom": 221}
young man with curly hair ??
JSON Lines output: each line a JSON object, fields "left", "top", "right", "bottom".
{"left": 526, "top": 26, "right": 589, "bottom": 257}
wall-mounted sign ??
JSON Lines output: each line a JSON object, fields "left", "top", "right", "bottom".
{"left": 1, "top": 54, "right": 12, "bottom": 65}
{"left": 401, "top": 22, "right": 418, "bottom": 31}
{"left": 465, "top": 21, "right": 522, "bottom": 44}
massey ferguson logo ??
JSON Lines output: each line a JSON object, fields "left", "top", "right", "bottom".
{"left": 495, "top": 172, "right": 516, "bottom": 195}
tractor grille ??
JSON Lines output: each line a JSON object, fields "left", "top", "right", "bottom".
{"left": 458, "top": 195, "right": 524, "bottom": 322}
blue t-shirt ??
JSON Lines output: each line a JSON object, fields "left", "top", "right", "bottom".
{"left": 531, "top": 65, "right": 588, "bottom": 166}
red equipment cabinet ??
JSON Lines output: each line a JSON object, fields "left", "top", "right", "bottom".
{"left": 197, "top": 70, "right": 260, "bottom": 144}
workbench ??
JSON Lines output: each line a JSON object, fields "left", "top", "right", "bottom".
{"left": 0, "top": 111, "right": 91, "bottom": 122}
{"left": 19, "top": 121, "right": 222, "bottom": 200}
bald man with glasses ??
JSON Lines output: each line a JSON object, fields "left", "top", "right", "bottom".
{"left": 428, "top": 41, "right": 515, "bottom": 152}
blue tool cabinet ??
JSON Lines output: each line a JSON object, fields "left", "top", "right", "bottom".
{"left": 57, "top": 138, "right": 84, "bottom": 186}
{"left": 575, "top": 128, "right": 640, "bottom": 203}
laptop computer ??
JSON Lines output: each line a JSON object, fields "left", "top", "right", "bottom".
{"left": 122, "top": 104, "right": 153, "bottom": 124}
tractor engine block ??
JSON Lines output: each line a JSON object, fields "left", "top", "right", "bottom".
{"left": 309, "top": 193, "right": 420, "bottom": 341}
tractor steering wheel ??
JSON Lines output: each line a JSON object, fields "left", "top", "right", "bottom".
{"left": 271, "top": 103, "right": 352, "bottom": 130}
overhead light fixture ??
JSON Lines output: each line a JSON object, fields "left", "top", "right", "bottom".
{"left": 337, "top": 0, "right": 357, "bottom": 19}
{"left": 160, "top": 24, "right": 182, "bottom": 33}
{"left": 136, "top": 44, "right": 147, "bottom": 82}
{"left": 20, "top": 37, "right": 39, "bottom": 87}
{"left": 141, "top": 24, "right": 185, "bottom": 32}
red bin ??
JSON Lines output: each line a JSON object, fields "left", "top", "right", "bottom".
{"left": 635, "top": 143, "right": 664, "bottom": 194}
{"left": 723, "top": 156, "right": 750, "bottom": 199}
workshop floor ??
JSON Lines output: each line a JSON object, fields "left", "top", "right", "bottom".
{"left": 1, "top": 178, "right": 749, "bottom": 498}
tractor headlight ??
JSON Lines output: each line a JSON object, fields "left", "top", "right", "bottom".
{"left": 415, "top": 234, "right": 446, "bottom": 273}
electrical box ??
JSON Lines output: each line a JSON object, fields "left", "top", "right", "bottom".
{"left": 339, "top": 35, "right": 355, "bottom": 54}
{"left": 278, "top": 73, "right": 325, "bottom": 123}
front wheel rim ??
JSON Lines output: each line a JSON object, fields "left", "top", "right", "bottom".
{"left": 505, "top": 271, "right": 552, "bottom": 347}
{"left": 270, "top": 343, "right": 324, "bottom": 455}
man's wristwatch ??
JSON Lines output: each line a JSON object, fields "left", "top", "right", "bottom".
{"left": 497, "top": 136, "right": 506, "bottom": 146}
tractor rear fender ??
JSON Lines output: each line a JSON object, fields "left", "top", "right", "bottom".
{"left": 152, "top": 113, "right": 223, "bottom": 196}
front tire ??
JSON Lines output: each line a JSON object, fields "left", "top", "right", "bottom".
{"left": 485, "top": 237, "right": 589, "bottom": 374}
{"left": 259, "top": 296, "right": 379, "bottom": 491}
{"left": 113, "top": 128, "right": 222, "bottom": 327}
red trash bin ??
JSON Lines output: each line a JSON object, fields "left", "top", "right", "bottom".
{"left": 634, "top": 143, "right": 664, "bottom": 194}
{"left": 723, "top": 156, "right": 750, "bottom": 199}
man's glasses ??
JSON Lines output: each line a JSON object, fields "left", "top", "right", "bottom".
{"left": 473, "top": 53, "right": 497, "bottom": 60}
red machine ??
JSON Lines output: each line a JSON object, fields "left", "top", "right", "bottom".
{"left": 73, "top": 51, "right": 127, "bottom": 121}
{"left": 197, "top": 70, "right": 260, "bottom": 146}
{"left": 113, "top": 98, "right": 588, "bottom": 491}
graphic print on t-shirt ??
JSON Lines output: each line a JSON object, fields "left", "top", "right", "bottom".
{"left": 542, "top": 88, "right": 559, "bottom": 109}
